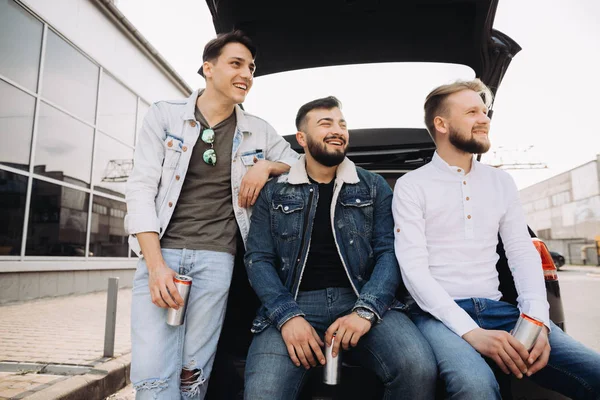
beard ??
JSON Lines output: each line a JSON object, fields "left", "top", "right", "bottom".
{"left": 306, "top": 135, "right": 347, "bottom": 167}
{"left": 448, "top": 125, "right": 491, "bottom": 154}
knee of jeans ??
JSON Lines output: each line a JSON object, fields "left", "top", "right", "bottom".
{"left": 133, "top": 378, "right": 169, "bottom": 398}
{"left": 386, "top": 353, "right": 437, "bottom": 387}
{"left": 409, "top": 356, "right": 438, "bottom": 383}
{"left": 446, "top": 368, "right": 500, "bottom": 398}
{"left": 180, "top": 359, "right": 207, "bottom": 398}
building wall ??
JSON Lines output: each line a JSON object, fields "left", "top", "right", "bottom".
{"left": 0, "top": 268, "right": 134, "bottom": 302}
{"left": 0, "top": 0, "right": 188, "bottom": 302}
{"left": 19, "top": 0, "right": 186, "bottom": 102}
{"left": 520, "top": 156, "right": 600, "bottom": 264}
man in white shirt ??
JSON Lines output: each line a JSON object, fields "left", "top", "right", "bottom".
{"left": 392, "top": 79, "right": 600, "bottom": 399}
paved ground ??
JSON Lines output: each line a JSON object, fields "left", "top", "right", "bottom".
{"left": 0, "top": 372, "right": 66, "bottom": 400}
{"left": 0, "top": 289, "right": 131, "bottom": 399}
{"left": 106, "top": 384, "right": 135, "bottom": 399}
{"left": 556, "top": 265, "right": 600, "bottom": 352}
{"left": 2, "top": 265, "right": 599, "bottom": 400}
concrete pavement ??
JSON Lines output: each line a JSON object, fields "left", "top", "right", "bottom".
{"left": 0, "top": 288, "right": 132, "bottom": 399}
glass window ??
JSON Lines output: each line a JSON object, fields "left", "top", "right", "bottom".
{"left": 98, "top": 73, "right": 137, "bottom": 146}
{"left": 42, "top": 30, "right": 98, "bottom": 123}
{"left": 26, "top": 179, "right": 89, "bottom": 256}
{"left": 0, "top": 169, "right": 27, "bottom": 255}
{"left": 0, "top": 0, "right": 43, "bottom": 92}
{"left": 34, "top": 102, "right": 93, "bottom": 188}
{"left": 93, "top": 131, "right": 133, "bottom": 198}
{"left": 0, "top": 80, "right": 35, "bottom": 170}
{"left": 89, "top": 195, "right": 128, "bottom": 257}
{"left": 136, "top": 100, "right": 150, "bottom": 146}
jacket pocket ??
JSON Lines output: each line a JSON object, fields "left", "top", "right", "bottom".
{"left": 163, "top": 135, "right": 183, "bottom": 170}
{"left": 271, "top": 196, "right": 304, "bottom": 242}
{"left": 339, "top": 191, "right": 374, "bottom": 236}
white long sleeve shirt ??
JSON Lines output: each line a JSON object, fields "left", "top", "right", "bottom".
{"left": 392, "top": 152, "right": 549, "bottom": 337}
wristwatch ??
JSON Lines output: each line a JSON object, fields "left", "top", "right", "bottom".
{"left": 354, "top": 308, "right": 377, "bottom": 325}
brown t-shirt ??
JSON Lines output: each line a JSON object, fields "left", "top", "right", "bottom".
{"left": 160, "top": 107, "right": 238, "bottom": 255}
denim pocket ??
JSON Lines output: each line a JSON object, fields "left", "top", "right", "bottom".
{"left": 271, "top": 196, "right": 304, "bottom": 242}
{"left": 163, "top": 135, "right": 183, "bottom": 170}
{"left": 340, "top": 191, "right": 374, "bottom": 237}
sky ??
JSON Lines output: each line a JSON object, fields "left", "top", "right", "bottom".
{"left": 117, "top": 0, "right": 600, "bottom": 190}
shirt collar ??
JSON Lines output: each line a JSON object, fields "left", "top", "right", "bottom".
{"left": 431, "top": 151, "right": 477, "bottom": 177}
{"left": 183, "top": 89, "right": 250, "bottom": 134}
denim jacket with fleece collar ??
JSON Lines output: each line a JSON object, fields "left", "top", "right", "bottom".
{"left": 245, "top": 155, "right": 407, "bottom": 333}
{"left": 125, "top": 90, "right": 299, "bottom": 256}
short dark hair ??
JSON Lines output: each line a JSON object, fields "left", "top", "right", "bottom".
{"left": 197, "top": 30, "right": 256, "bottom": 77}
{"left": 295, "top": 96, "right": 342, "bottom": 131}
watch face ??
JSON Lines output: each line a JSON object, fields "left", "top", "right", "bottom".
{"left": 357, "top": 309, "right": 375, "bottom": 323}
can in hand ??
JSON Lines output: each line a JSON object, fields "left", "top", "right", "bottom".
{"left": 323, "top": 335, "right": 342, "bottom": 385}
{"left": 166, "top": 274, "right": 192, "bottom": 326}
{"left": 511, "top": 313, "right": 543, "bottom": 351}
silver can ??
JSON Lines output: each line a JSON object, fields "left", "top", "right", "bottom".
{"left": 323, "top": 336, "right": 342, "bottom": 385}
{"left": 511, "top": 313, "right": 543, "bottom": 351}
{"left": 166, "top": 274, "right": 192, "bottom": 326}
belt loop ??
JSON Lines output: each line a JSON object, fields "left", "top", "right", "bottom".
{"left": 473, "top": 298, "right": 486, "bottom": 313}
{"left": 326, "top": 288, "right": 334, "bottom": 305}
{"left": 178, "top": 248, "right": 186, "bottom": 275}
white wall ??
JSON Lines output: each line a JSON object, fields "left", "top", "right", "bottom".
{"left": 20, "top": 0, "right": 187, "bottom": 102}
{"left": 572, "top": 162, "right": 599, "bottom": 201}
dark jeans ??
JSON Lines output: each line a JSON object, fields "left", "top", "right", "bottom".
{"left": 410, "top": 298, "right": 600, "bottom": 400}
{"left": 244, "top": 287, "right": 437, "bottom": 400}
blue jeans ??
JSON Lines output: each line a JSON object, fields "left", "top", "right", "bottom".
{"left": 409, "top": 298, "right": 600, "bottom": 400}
{"left": 131, "top": 248, "right": 234, "bottom": 400}
{"left": 244, "top": 287, "right": 437, "bottom": 400}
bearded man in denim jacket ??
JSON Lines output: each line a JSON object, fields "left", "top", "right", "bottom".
{"left": 243, "top": 96, "right": 437, "bottom": 399}
{"left": 125, "top": 31, "right": 298, "bottom": 399}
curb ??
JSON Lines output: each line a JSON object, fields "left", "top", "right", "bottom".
{"left": 25, "top": 353, "right": 131, "bottom": 400}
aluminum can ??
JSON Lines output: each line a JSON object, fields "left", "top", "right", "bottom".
{"left": 166, "top": 274, "right": 192, "bottom": 326}
{"left": 323, "top": 336, "right": 342, "bottom": 385}
{"left": 511, "top": 313, "right": 543, "bottom": 350}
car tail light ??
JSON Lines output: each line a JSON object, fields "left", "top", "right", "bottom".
{"left": 532, "top": 238, "right": 558, "bottom": 281}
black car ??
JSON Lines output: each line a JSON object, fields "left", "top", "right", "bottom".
{"left": 205, "top": 0, "right": 567, "bottom": 399}
{"left": 551, "top": 251, "right": 566, "bottom": 269}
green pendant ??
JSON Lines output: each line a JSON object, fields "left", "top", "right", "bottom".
{"left": 203, "top": 149, "right": 217, "bottom": 166}
{"left": 201, "top": 128, "right": 215, "bottom": 144}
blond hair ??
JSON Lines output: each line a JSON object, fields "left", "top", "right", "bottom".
{"left": 424, "top": 79, "right": 493, "bottom": 140}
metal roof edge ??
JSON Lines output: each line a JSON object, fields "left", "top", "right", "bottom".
{"left": 92, "top": 0, "right": 193, "bottom": 96}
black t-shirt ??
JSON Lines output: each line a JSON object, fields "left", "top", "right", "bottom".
{"left": 299, "top": 178, "right": 351, "bottom": 291}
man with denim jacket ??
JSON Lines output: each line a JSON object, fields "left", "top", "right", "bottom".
{"left": 243, "top": 96, "right": 436, "bottom": 399}
{"left": 125, "top": 31, "right": 298, "bottom": 399}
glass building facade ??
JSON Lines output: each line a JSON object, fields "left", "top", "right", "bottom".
{"left": 0, "top": 0, "right": 149, "bottom": 262}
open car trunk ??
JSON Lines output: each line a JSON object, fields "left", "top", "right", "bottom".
{"left": 206, "top": 0, "right": 521, "bottom": 95}
{"left": 204, "top": 1, "right": 565, "bottom": 399}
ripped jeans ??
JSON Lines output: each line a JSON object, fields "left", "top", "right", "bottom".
{"left": 131, "top": 248, "right": 234, "bottom": 400}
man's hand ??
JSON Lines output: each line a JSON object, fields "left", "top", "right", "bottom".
{"left": 526, "top": 327, "right": 551, "bottom": 376}
{"left": 325, "top": 313, "right": 372, "bottom": 357}
{"left": 238, "top": 160, "right": 271, "bottom": 208}
{"left": 462, "top": 328, "right": 530, "bottom": 378}
{"left": 280, "top": 316, "right": 325, "bottom": 369}
{"left": 148, "top": 262, "right": 184, "bottom": 309}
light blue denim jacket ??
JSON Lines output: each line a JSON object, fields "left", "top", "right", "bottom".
{"left": 125, "top": 90, "right": 299, "bottom": 256}
{"left": 245, "top": 156, "right": 407, "bottom": 333}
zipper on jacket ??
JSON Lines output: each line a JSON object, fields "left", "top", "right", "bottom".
{"left": 330, "top": 181, "right": 360, "bottom": 297}
{"left": 293, "top": 186, "right": 315, "bottom": 300}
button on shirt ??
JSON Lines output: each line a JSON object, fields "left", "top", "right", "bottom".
{"left": 392, "top": 152, "right": 548, "bottom": 337}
